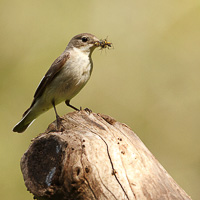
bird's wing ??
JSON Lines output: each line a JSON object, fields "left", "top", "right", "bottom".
{"left": 34, "top": 52, "right": 70, "bottom": 99}
{"left": 23, "top": 52, "right": 70, "bottom": 117}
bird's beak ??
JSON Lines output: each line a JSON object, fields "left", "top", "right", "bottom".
{"left": 92, "top": 38, "right": 100, "bottom": 47}
{"left": 94, "top": 41, "right": 100, "bottom": 47}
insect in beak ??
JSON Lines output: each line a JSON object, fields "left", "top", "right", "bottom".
{"left": 94, "top": 39, "right": 112, "bottom": 49}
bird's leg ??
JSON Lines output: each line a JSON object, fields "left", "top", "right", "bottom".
{"left": 65, "top": 100, "right": 92, "bottom": 113}
{"left": 52, "top": 100, "right": 64, "bottom": 131}
{"left": 65, "top": 100, "right": 80, "bottom": 111}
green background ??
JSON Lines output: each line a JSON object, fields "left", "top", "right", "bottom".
{"left": 1, "top": 0, "right": 200, "bottom": 199}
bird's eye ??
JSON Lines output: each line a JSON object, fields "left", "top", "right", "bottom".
{"left": 81, "top": 37, "right": 88, "bottom": 42}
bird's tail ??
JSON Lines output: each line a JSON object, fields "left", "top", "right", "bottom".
{"left": 13, "top": 110, "right": 35, "bottom": 133}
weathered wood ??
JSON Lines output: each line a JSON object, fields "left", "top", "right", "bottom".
{"left": 21, "top": 111, "right": 191, "bottom": 200}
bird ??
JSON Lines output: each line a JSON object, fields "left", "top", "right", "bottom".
{"left": 13, "top": 33, "right": 103, "bottom": 133}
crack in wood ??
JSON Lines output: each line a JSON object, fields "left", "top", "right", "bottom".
{"left": 68, "top": 114, "right": 130, "bottom": 200}
{"left": 80, "top": 136, "right": 118, "bottom": 200}
{"left": 98, "top": 135, "right": 130, "bottom": 200}
{"left": 81, "top": 139, "right": 118, "bottom": 200}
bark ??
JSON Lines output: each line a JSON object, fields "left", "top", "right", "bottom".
{"left": 21, "top": 111, "right": 191, "bottom": 200}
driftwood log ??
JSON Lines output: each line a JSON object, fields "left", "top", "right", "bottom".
{"left": 21, "top": 111, "right": 191, "bottom": 200}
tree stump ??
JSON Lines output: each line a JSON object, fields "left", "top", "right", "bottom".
{"left": 21, "top": 111, "right": 191, "bottom": 200}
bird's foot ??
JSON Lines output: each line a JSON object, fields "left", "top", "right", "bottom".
{"left": 79, "top": 107, "right": 92, "bottom": 113}
{"left": 56, "top": 115, "right": 65, "bottom": 132}
{"left": 84, "top": 107, "right": 92, "bottom": 114}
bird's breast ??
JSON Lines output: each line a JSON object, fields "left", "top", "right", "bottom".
{"left": 47, "top": 49, "right": 93, "bottom": 104}
{"left": 64, "top": 50, "right": 93, "bottom": 84}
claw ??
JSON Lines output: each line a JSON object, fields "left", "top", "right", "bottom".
{"left": 84, "top": 108, "right": 92, "bottom": 114}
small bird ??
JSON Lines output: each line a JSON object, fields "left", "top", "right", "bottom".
{"left": 13, "top": 33, "right": 108, "bottom": 133}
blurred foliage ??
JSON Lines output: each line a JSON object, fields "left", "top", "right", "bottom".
{"left": 0, "top": 0, "right": 200, "bottom": 199}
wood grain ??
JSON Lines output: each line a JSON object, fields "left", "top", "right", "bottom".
{"left": 21, "top": 111, "right": 191, "bottom": 200}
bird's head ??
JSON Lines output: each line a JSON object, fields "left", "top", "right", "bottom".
{"left": 68, "top": 33, "right": 100, "bottom": 54}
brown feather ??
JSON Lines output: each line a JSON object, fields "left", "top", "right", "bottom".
{"left": 22, "top": 52, "right": 70, "bottom": 117}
